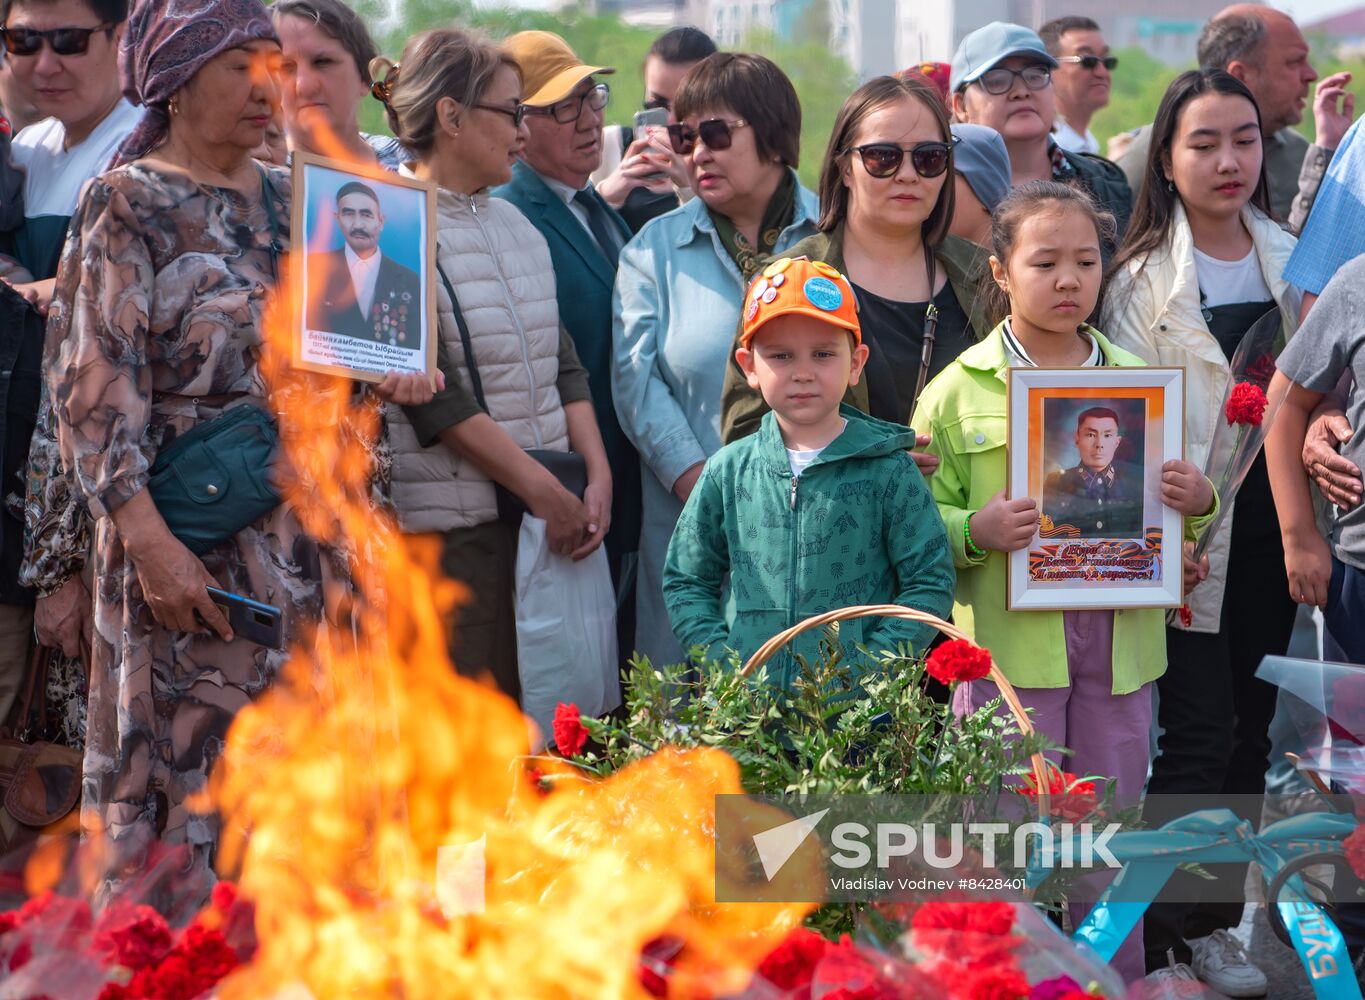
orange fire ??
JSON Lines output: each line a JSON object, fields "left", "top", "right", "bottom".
{"left": 200, "top": 126, "right": 810, "bottom": 997}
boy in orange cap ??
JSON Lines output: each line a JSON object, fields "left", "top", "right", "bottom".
{"left": 663, "top": 258, "right": 955, "bottom": 684}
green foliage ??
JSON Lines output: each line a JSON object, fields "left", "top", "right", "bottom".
{"left": 358, "top": 1, "right": 854, "bottom": 189}
{"left": 575, "top": 635, "right": 1050, "bottom": 797}
{"left": 1090, "top": 46, "right": 1186, "bottom": 158}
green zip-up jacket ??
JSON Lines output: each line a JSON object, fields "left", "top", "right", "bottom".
{"left": 663, "top": 404, "right": 956, "bottom": 688}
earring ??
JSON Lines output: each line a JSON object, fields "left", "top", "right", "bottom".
{"left": 1166, "top": 179, "right": 1174, "bottom": 193}
{"left": 168, "top": 98, "right": 179, "bottom": 117}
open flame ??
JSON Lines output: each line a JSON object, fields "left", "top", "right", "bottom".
{"left": 196, "top": 130, "right": 810, "bottom": 997}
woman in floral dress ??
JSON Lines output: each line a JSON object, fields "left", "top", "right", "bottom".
{"left": 44, "top": 0, "right": 430, "bottom": 887}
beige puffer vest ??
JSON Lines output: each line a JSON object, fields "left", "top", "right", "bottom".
{"left": 387, "top": 180, "right": 568, "bottom": 533}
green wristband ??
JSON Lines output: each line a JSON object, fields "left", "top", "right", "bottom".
{"left": 964, "top": 514, "right": 986, "bottom": 559}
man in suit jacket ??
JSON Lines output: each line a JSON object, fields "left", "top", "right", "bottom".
{"left": 307, "top": 181, "right": 422, "bottom": 345}
{"left": 495, "top": 31, "right": 642, "bottom": 664}
{"left": 1042, "top": 407, "right": 1145, "bottom": 538}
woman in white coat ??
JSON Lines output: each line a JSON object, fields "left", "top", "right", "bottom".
{"left": 1102, "top": 69, "right": 1299, "bottom": 990}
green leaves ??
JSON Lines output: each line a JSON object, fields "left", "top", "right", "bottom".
{"left": 570, "top": 638, "right": 1051, "bottom": 799}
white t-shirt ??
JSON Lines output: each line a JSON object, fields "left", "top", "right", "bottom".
{"left": 786, "top": 419, "right": 847, "bottom": 478}
{"left": 1193, "top": 246, "right": 1273, "bottom": 308}
{"left": 10, "top": 98, "right": 140, "bottom": 277}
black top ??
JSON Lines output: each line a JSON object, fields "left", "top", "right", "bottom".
{"left": 1203, "top": 298, "right": 1278, "bottom": 363}
{"left": 851, "top": 280, "right": 976, "bottom": 425}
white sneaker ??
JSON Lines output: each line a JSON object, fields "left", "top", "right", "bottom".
{"left": 1143, "top": 950, "right": 1205, "bottom": 997}
{"left": 1189, "top": 929, "right": 1268, "bottom": 997}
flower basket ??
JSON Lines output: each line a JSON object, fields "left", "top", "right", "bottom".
{"left": 740, "top": 604, "right": 1052, "bottom": 813}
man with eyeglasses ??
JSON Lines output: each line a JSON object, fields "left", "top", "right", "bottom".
{"left": 0, "top": 0, "right": 136, "bottom": 710}
{"left": 950, "top": 21, "right": 1131, "bottom": 257}
{"left": 494, "top": 29, "right": 641, "bottom": 674}
{"left": 1114, "top": 5, "right": 1353, "bottom": 228}
{"left": 1039, "top": 16, "right": 1114, "bottom": 157}
{"left": 593, "top": 26, "right": 716, "bottom": 233}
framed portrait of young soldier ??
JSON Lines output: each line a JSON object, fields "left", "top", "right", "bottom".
{"left": 291, "top": 152, "right": 437, "bottom": 384}
{"left": 1006, "top": 366, "right": 1185, "bottom": 611}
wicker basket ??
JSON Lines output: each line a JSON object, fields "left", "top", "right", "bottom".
{"left": 740, "top": 603, "right": 1052, "bottom": 806}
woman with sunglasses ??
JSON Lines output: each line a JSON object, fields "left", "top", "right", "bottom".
{"left": 272, "top": 0, "right": 403, "bottom": 169}
{"left": 1102, "top": 70, "right": 1299, "bottom": 988}
{"left": 949, "top": 22, "right": 1130, "bottom": 258}
{"left": 612, "top": 51, "right": 818, "bottom": 671}
{"left": 720, "top": 73, "right": 993, "bottom": 449}
{"left": 375, "top": 29, "right": 611, "bottom": 700}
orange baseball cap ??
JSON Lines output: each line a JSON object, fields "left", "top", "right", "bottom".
{"left": 740, "top": 256, "right": 861, "bottom": 348}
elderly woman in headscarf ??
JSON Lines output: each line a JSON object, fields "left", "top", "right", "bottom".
{"left": 43, "top": 0, "right": 430, "bottom": 883}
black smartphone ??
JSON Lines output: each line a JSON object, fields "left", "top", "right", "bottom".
{"left": 206, "top": 587, "right": 284, "bottom": 650}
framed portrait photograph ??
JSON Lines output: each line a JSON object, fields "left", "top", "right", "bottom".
{"left": 1006, "top": 366, "right": 1186, "bottom": 611}
{"left": 290, "top": 152, "right": 438, "bottom": 384}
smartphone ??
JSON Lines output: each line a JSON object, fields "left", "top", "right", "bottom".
{"left": 632, "top": 107, "right": 669, "bottom": 142}
{"left": 206, "top": 586, "right": 284, "bottom": 650}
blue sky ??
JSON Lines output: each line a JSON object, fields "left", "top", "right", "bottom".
{"left": 1273, "top": 0, "right": 1365, "bottom": 23}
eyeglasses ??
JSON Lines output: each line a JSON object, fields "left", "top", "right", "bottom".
{"left": 666, "top": 117, "right": 748, "bottom": 155}
{"left": 642, "top": 96, "right": 671, "bottom": 112}
{"left": 0, "top": 22, "right": 113, "bottom": 57}
{"left": 1057, "top": 54, "right": 1118, "bottom": 72}
{"left": 523, "top": 82, "right": 610, "bottom": 124}
{"left": 848, "top": 137, "right": 958, "bottom": 179}
{"left": 473, "top": 102, "right": 526, "bottom": 127}
{"left": 974, "top": 64, "right": 1051, "bottom": 95}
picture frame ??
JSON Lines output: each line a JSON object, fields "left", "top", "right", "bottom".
{"left": 1005, "top": 366, "right": 1186, "bottom": 611}
{"left": 289, "top": 152, "right": 438, "bottom": 385}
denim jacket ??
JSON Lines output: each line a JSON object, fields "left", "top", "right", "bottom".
{"left": 611, "top": 172, "right": 819, "bottom": 668}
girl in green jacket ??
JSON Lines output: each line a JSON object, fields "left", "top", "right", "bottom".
{"left": 911, "top": 182, "right": 1216, "bottom": 983}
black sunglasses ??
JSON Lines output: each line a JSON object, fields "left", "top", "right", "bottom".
{"left": 642, "top": 96, "right": 671, "bottom": 112}
{"left": 0, "top": 22, "right": 112, "bottom": 57}
{"left": 473, "top": 102, "right": 526, "bottom": 127}
{"left": 849, "top": 138, "right": 958, "bottom": 179}
{"left": 666, "top": 117, "right": 748, "bottom": 155}
{"left": 1058, "top": 54, "right": 1118, "bottom": 72}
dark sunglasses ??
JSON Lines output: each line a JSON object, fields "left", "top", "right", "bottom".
{"left": 849, "top": 137, "right": 958, "bottom": 179}
{"left": 0, "top": 22, "right": 112, "bottom": 56}
{"left": 975, "top": 64, "right": 1051, "bottom": 95}
{"left": 473, "top": 102, "right": 526, "bottom": 127}
{"left": 666, "top": 117, "right": 748, "bottom": 155}
{"left": 642, "top": 96, "right": 671, "bottom": 112}
{"left": 1058, "top": 54, "right": 1118, "bottom": 72}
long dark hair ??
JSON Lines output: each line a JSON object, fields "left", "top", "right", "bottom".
{"left": 817, "top": 73, "right": 954, "bottom": 250}
{"left": 1111, "top": 69, "right": 1272, "bottom": 275}
{"left": 981, "top": 181, "right": 1115, "bottom": 329}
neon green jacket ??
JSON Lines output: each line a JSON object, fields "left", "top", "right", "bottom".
{"left": 910, "top": 323, "right": 1216, "bottom": 694}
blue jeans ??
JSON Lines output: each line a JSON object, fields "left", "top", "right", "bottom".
{"left": 1324, "top": 556, "right": 1365, "bottom": 663}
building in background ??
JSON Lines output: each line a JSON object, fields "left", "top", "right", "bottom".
{"left": 586, "top": 0, "right": 1245, "bottom": 79}
{"left": 1302, "top": 6, "right": 1365, "bottom": 60}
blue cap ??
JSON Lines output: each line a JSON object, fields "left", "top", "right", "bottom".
{"left": 950, "top": 21, "right": 1057, "bottom": 93}
{"left": 950, "top": 123, "right": 1012, "bottom": 213}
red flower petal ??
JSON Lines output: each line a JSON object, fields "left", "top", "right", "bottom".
{"left": 925, "top": 640, "right": 993, "bottom": 685}
{"left": 552, "top": 702, "right": 589, "bottom": 757}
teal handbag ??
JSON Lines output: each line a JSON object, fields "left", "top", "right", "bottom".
{"left": 147, "top": 403, "right": 281, "bottom": 554}
{"left": 146, "top": 166, "right": 284, "bottom": 555}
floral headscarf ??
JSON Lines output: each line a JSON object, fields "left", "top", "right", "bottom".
{"left": 113, "top": 0, "right": 278, "bottom": 167}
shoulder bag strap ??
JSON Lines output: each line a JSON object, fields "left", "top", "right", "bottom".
{"left": 255, "top": 164, "right": 283, "bottom": 281}
{"left": 435, "top": 260, "right": 488, "bottom": 413}
{"left": 909, "top": 249, "right": 939, "bottom": 422}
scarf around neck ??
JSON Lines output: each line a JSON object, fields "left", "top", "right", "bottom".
{"left": 709, "top": 168, "right": 797, "bottom": 281}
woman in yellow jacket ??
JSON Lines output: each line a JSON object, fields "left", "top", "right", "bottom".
{"left": 912, "top": 180, "right": 1216, "bottom": 985}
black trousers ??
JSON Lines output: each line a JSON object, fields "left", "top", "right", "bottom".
{"left": 1144, "top": 457, "right": 1298, "bottom": 968}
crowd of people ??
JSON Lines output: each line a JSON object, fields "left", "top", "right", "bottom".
{"left": 0, "top": 0, "right": 1361, "bottom": 990}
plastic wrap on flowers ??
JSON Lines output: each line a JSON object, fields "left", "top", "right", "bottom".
{"left": 865, "top": 899, "right": 1125, "bottom": 999}
{"left": 1256, "top": 656, "right": 1365, "bottom": 792}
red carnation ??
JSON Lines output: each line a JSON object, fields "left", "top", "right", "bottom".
{"left": 552, "top": 702, "right": 589, "bottom": 757}
{"left": 1345, "top": 825, "right": 1365, "bottom": 879}
{"left": 757, "top": 925, "right": 830, "bottom": 990}
{"left": 1225, "top": 382, "right": 1268, "bottom": 427}
{"left": 93, "top": 901, "right": 173, "bottom": 971}
{"left": 925, "top": 640, "right": 993, "bottom": 685}
{"left": 960, "top": 963, "right": 1031, "bottom": 1000}
{"left": 1020, "top": 769, "right": 1099, "bottom": 822}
